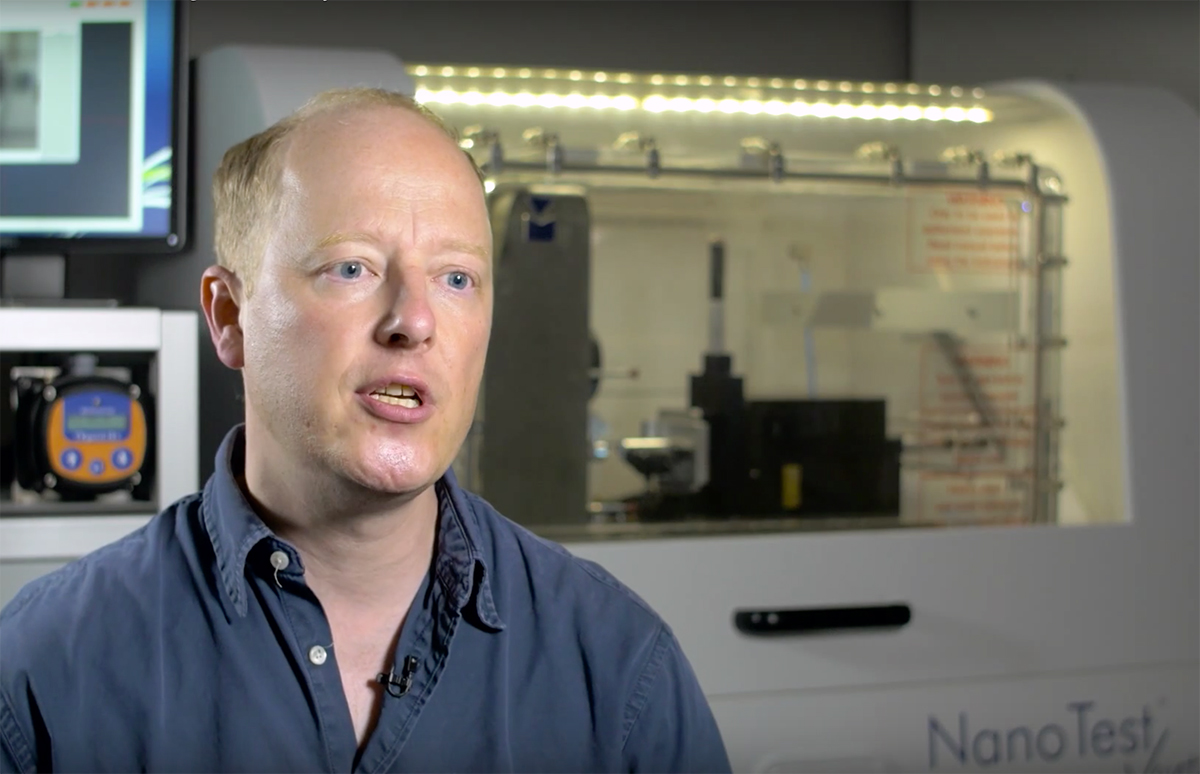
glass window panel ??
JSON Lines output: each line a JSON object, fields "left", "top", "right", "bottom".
{"left": 423, "top": 64, "right": 1117, "bottom": 541}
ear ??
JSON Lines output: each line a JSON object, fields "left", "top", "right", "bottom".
{"left": 201, "top": 265, "right": 245, "bottom": 370}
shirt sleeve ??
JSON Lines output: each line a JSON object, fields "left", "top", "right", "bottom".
{"left": 0, "top": 685, "right": 36, "bottom": 774}
{"left": 621, "top": 625, "right": 731, "bottom": 774}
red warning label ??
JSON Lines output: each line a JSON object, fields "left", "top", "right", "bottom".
{"left": 907, "top": 191, "right": 1023, "bottom": 274}
{"left": 914, "top": 471, "right": 1026, "bottom": 524}
{"left": 912, "top": 340, "right": 1034, "bottom": 523}
{"left": 918, "top": 341, "right": 1032, "bottom": 418}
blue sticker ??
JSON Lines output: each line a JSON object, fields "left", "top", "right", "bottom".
{"left": 526, "top": 196, "right": 556, "bottom": 242}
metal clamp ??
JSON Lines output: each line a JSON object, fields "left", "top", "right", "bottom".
{"left": 614, "top": 132, "right": 661, "bottom": 178}
{"left": 855, "top": 141, "right": 901, "bottom": 163}
{"left": 940, "top": 146, "right": 992, "bottom": 187}
{"left": 857, "top": 142, "right": 904, "bottom": 185}
{"left": 462, "top": 125, "right": 504, "bottom": 174}
{"left": 940, "top": 146, "right": 986, "bottom": 166}
{"left": 741, "top": 136, "right": 785, "bottom": 182}
{"left": 992, "top": 150, "right": 1033, "bottom": 169}
{"left": 523, "top": 127, "right": 563, "bottom": 174}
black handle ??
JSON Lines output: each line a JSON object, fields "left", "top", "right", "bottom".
{"left": 709, "top": 240, "right": 724, "bottom": 301}
{"left": 734, "top": 604, "right": 911, "bottom": 636}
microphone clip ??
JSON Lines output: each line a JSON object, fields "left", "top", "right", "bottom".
{"left": 376, "top": 655, "right": 418, "bottom": 698}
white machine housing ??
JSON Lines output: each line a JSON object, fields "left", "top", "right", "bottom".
{"left": 561, "top": 82, "right": 1199, "bottom": 772}
{"left": 0, "top": 308, "right": 198, "bottom": 595}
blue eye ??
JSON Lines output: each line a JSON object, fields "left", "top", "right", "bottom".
{"left": 336, "top": 262, "right": 363, "bottom": 280}
{"left": 445, "top": 272, "right": 471, "bottom": 290}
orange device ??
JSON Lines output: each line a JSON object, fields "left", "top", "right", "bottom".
{"left": 14, "top": 375, "right": 152, "bottom": 499}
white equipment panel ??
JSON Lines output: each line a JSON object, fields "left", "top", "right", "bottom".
{"left": 565, "top": 81, "right": 1198, "bottom": 772}
{"left": 0, "top": 307, "right": 198, "bottom": 562}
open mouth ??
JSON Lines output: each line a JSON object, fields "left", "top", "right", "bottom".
{"left": 368, "top": 383, "right": 423, "bottom": 409}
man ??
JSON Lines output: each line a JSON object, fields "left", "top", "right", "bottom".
{"left": 0, "top": 88, "right": 730, "bottom": 773}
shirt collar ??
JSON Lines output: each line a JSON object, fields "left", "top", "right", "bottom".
{"left": 201, "top": 425, "right": 504, "bottom": 631}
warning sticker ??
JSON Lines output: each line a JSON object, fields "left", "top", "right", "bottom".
{"left": 907, "top": 191, "right": 1024, "bottom": 275}
{"left": 918, "top": 341, "right": 1032, "bottom": 419}
{"left": 912, "top": 340, "right": 1035, "bottom": 523}
{"left": 914, "top": 471, "right": 1026, "bottom": 524}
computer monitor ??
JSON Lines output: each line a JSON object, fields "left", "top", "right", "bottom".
{"left": 0, "top": 0, "right": 188, "bottom": 255}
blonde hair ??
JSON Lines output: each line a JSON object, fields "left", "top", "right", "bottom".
{"left": 211, "top": 87, "right": 483, "bottom": 295}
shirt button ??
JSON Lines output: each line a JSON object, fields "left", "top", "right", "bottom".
{"left": 308, "top": 645, "right": 328, "bottom": 666}
{"left": 269, "top": 551, "right": 290, "bottom": 571}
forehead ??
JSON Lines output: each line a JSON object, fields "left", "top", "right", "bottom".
{"left": 279, "top": 105, "right": 480, "bottom": 203}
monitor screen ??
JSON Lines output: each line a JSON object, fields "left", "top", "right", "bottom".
{"left": 0, "top": 0, "right": 187, "bottom": 253}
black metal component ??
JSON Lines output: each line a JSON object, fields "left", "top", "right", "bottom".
{"left": 734, "top": 604, "right": 912, "bottom": 636}
{"left": 709, "top": 240, "right": 724, "bottom": 301}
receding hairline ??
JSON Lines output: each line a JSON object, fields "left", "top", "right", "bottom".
{"left": 211, "top": 89, "right": 486, "bottom": 290}
{"left": 274, "top": 99, "right": 479, "bottom": 182}
{"left": 283, "top": 88, "right": 459, "bottom": 139}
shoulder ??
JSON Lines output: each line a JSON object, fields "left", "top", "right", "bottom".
{"left": 460, "top": 492, "right": 732, "bottom": 771}
{"left": 0, "top": 493, "right": 204, "bottom": 768}
{"left": 0, "top": 493, "right": 202, "bottom": 655}
{"left": 461, "top": 490, "right": 665, "bottom": 633}
{"left": 459, "top": 491, "right": 670, "bottom": 719}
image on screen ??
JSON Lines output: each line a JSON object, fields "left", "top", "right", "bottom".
{"left": 0, "top": 32, "right": 41, "bottom": 151}
{"left": 0, "top": 0, "right": 179, "bottom": 243}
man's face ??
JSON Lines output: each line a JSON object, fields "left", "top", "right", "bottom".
{"left": 236, "top": 106, "right": 492, "bottom": 497}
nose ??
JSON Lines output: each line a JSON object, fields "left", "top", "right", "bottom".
{"left": 374, "top": 270, "right": 435, "bottom": 349}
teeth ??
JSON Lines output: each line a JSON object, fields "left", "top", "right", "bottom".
{"left": 369, "top": 382, "right": 422, "bottom": 408}
{"left": 374, "top": 383, "right": 418, "bottom": 398}
{"left": 370, "top": 394, "right": 421, "bottom": 408}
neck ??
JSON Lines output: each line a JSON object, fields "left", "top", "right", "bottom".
{"left": 239, "top": 426, "right": 440, "bottom": 608}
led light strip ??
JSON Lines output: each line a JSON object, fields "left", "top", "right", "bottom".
{"left": 409, "top": 65, "right": 985, "bottom": 100}
{"left": 414, "top": 88, "right": 992, "bottom": 123}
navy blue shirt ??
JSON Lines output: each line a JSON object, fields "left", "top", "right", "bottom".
{"left": 0, "top": 428, "right": 729, "bottom": 773}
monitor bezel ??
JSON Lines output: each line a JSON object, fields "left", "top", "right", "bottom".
{"left": 0, "top": 0, "right": 190, "bottom": 256}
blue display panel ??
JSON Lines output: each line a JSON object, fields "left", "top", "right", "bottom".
{"left": 63, "top": 391, "right": 132, "bottom": 443}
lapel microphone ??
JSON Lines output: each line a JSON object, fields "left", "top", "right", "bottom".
{"left": 376, "top": 655, "right": 419, "bottom": 698}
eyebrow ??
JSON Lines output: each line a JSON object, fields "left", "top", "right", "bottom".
{"left": 314, "top": 231, "right": 490, "bottom": 260}
{"left": 314, "top": 231, "right": 382, "bottom": 250}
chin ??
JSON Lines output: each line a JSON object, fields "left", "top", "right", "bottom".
{"left": 341, "top": 438, "right": 447, "bottom": 496}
